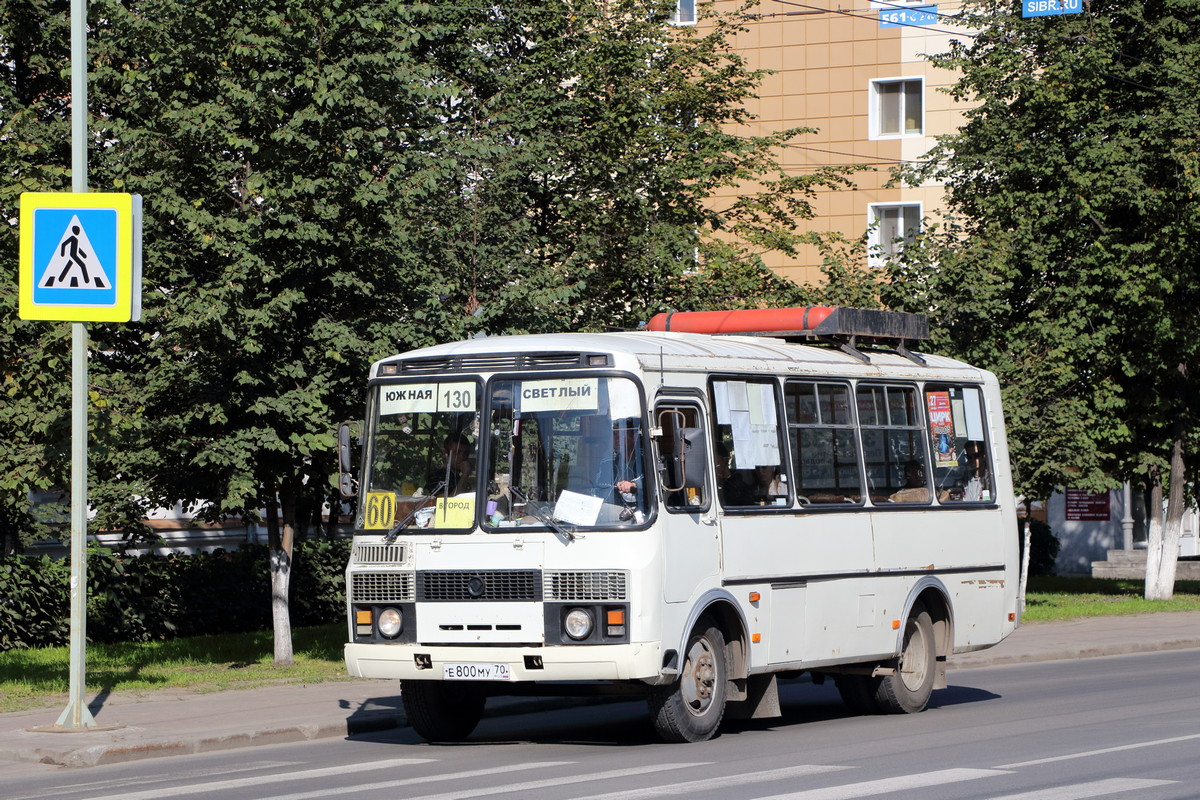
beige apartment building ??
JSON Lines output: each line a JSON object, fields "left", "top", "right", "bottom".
{"left": 695, "top": 0, "right": 972, "bottom": 286}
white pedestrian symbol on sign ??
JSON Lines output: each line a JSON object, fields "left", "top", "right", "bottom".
{"left": 38, "top": 215, "right": 111, "bottom": 290}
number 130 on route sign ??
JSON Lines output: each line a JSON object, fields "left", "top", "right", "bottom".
{"left": 18, "top": 192, "right": 143, "bottom": 323}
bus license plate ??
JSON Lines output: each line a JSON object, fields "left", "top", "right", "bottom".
{"left": 443, "top": 662, "right": 511, "bottom": 681}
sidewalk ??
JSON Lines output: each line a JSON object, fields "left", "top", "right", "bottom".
{"left": 3, "top": 611, "right": 1198, "bottom": 768}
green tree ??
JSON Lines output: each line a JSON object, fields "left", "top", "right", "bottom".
{"left": 3, "top": 0, "right": 856, "bottom": 655}
{"left": 891, "top": 0, "right": 1200, "bottom": 598}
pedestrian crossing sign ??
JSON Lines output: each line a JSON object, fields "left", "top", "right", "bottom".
{"left": 18, "top": 192, "right": 142, "bottom": 322}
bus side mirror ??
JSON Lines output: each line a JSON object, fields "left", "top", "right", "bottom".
{"left": 338, "top": 421, "right": 358, "bottom": 498}
{"left": 679, "top": 427, "right": 708, "bottom": 490}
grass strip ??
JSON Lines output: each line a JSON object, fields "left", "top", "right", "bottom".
{"left": 1023, "top": 576, "right": 1200, "bottom": 622}
{"left": 0, "top": 623, "right": 350, "bottom": 714}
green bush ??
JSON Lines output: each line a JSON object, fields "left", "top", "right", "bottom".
{"left": 0, "top": 539, "right": 350, "bottom": 651}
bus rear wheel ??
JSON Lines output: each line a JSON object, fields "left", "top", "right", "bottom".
{"left": 875, "top": 604, "right": 936, "bottom": 714}
{"left": 401, "top": 680, "right": 486, "bottom": 742}
{"left": 649, "top": 620, "right": 728, "bottom": 743}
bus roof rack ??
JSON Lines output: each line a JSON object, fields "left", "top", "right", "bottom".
{"left": 644, "top": 306, "right": 930, "bottom": 365}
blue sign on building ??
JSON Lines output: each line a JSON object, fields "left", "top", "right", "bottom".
{"left": 1023, "top": 0, "right": 1082, "bottom": 17}
{"left": 879, "top": 4, "right": 938, "bottom": 28}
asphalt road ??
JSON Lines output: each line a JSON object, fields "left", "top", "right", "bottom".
{"left": 6, "top": 649, "right": 1199, "bottom": 800}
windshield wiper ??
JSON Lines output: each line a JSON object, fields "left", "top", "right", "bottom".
{"left": 508, "top": 486, "right": 578, "bottom": 541}
{"left": 383, "top": 481, "right": 445, "bottom": 544}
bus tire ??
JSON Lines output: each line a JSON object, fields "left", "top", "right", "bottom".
{"left": 401, "top": 680, "right": 485, "bottom": 742}
{"left": 875, "top": 604, "right": 936, "bottom": 714}
{"left": 649, "top": 620, "right": 728, "bottom": 743}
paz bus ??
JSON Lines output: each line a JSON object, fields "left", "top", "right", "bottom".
{"left": 338, "top": 307, "right": 1020, "bottom": 743}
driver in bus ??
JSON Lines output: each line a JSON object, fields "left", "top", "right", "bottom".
{"left": 428, "top": 432, "right": 475, "bottom": 495}
{"left": 594, "top": 419, "right": 643, "bottom": 503}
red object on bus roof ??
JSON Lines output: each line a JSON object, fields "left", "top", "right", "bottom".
{"left": 644, "top": 306, "right": 929, "bottom": 343}
{"left": 646, "top": 307, "right": 834, "bottom": 335}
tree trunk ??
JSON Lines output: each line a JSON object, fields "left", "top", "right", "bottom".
{"left": 266, "top": 485, "right": 295, "bottom": 666}
{"left": 1146, "top": 370, "right": 1188, "bottom": 601}
{"left": 1146, "top": 441, "right": 1185, "bottom": 601}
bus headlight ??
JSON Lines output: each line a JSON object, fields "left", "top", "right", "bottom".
{"left": 378, "top": 607, "right": 403, "bottom": 638}
{"left": 564, "top": 608, "right": 593, "bottom": 640}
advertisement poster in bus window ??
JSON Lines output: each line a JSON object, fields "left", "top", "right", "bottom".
{"left": 926, "top": 391, "right": 957, "bottom": 467}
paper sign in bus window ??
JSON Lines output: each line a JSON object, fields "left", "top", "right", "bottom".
{"left": 517, "top": 378, "right": 599, "bottom": 412}
{"left": 435, "top": 496, "right": 475, "bottom": 528}
{"left": 554, "top": 490, "right": 603, "bottom": 526}
{"left": 380, "top": 383, "right": 476, "bottom": 416}
{"left": 927, "top": 391, "right": 957, "bottom": 467}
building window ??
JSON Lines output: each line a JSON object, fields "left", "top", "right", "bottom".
{"left": 868, "top": 203, "right": 921, "bottom": 266}
{"left": 671, "top": 0, "right": 696, "bottom": 25}
{"left": 871, "top": 78, "right": 924, "bottom": 138}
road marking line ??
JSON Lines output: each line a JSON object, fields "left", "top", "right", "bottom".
{"left": 982, "top": 777, "right": 1177, "bottom": 799}
{"left": 263, "top": 762, "right": 707, "bottom": 800}
{"left": 752, "top": 768, "right": 1010, "bottom": 800}
{"left": 585, "top": 765, "right": 851, "bottom": 800}
{"left": 996, "top": 732, "right": 1200, "bottom": 768}
{"left": 11, "top": 761, "right": 298, "bottom": 799}
{"left": 68, "top": 757, "right": 438, "bottom": 800}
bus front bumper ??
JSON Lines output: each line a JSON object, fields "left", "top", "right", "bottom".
{"left": 345, "top": 641, "right": 664, "bottom": 684}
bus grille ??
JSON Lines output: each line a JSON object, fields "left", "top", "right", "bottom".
{"left": 350, "top": 572, "right": 415, "bottom": 603}
{"left": 353, "top": 544, "right": 405, "bottom": 565}
{"left": 544, "top": 571, "right": 628, "bottom": 601}
{"left": 418, "top": 570, "right": 542, "bottom": 602}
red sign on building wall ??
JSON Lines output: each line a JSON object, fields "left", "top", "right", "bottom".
{"left": 1065, "top": 488, "right": 1110, "bottom": 521}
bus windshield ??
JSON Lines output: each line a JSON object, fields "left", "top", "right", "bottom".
{"left": 364, "top": 380, "right": 481, "bottom": 531}
{"left": 484, "top": 376, "right": 648, "bottom": 529}
{"left": 361, "top": 375, "right": 648, "bottom": 532}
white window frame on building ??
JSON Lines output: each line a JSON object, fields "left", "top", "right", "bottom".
{"left": 869, "top": 77, "right": 925, "bottom": 139}
{"left": 867, "top": 202, "right": 922, "bottom": 267}
{"left": 671, "top": 0, "right": 696, "bottom": 25}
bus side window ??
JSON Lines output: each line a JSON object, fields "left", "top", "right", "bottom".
{"left": 926, "top": 385, "right": 994, "bottom": 503}
{"left": 857, "top": 383, "right": 931, "bottom": 505}
{"left": 785, "top": 381, "right": 863, "bottom": 505}
{"left": 655, "top": 404, "right": 709, "bottom": 511}
{"left": 709, "top": 378, "right": 788, "bottom": 508}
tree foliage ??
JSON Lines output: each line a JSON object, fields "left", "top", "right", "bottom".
{"left": 2, "top": 1, "right": 859, "bottom": 641}
{"left": 889, "top": 0, "right": 1200, "bottom": 596}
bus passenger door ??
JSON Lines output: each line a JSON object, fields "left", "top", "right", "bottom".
{"left": 654, "top": 401, "right": 720, "bottom": 603}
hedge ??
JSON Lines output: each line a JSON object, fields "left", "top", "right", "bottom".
{"left": 0, "top": 539, "right": 350, "bottom": 651}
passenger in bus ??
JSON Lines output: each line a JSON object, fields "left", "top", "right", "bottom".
{"left": 753, "top": 465, "right": 785, "bottom": 505}
{"left": 961, "top": 442, "right": 990, "bottom": 501}
{"left": 715, "top": 443, "right": 754, "bottom": 505}
{"left": 937, "top": 442, "right": 991, "bottom": 502}
{"left": 889, "top": 460, "right": 930, "bottom": 503}
{"left": 428, "top": 432, "right": 474, "bottom": 495}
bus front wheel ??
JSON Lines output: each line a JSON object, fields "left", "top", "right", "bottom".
{"left": 649, "top": 620, "right": 728, "bottom": 743}
{"left": 401, "top": 680, "right": 485, "bottom": 742}
{"left": 875, "top": 604, "right": 936, "bottom": 714}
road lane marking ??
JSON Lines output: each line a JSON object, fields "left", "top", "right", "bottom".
{"left": 995, "top": 732, "right": 1200, "bottom": 768}
{"left": 983, "top": 778, "right": 1177, "bottom": 799}
{"left": 752, "top": 768, "right": 1010, "bottom": 800}
{"left": 9, "top": 761, "right": 298, "bottom": 800}
{"left": 263, "top": 762, "right": 707, "bottom": 800}
{"left": 68, "top": 757, "right": 438, "bottom": 800}
{"left": 584, "top": 765, "right": 851, "bottom": 800}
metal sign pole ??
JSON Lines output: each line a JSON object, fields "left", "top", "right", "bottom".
{"left": 54, "top": 0, "right": 96, "bottom": 730}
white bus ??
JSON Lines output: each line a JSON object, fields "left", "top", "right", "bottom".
{"left": 339, "top": 307, "right": 1020, "bottom": 743}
